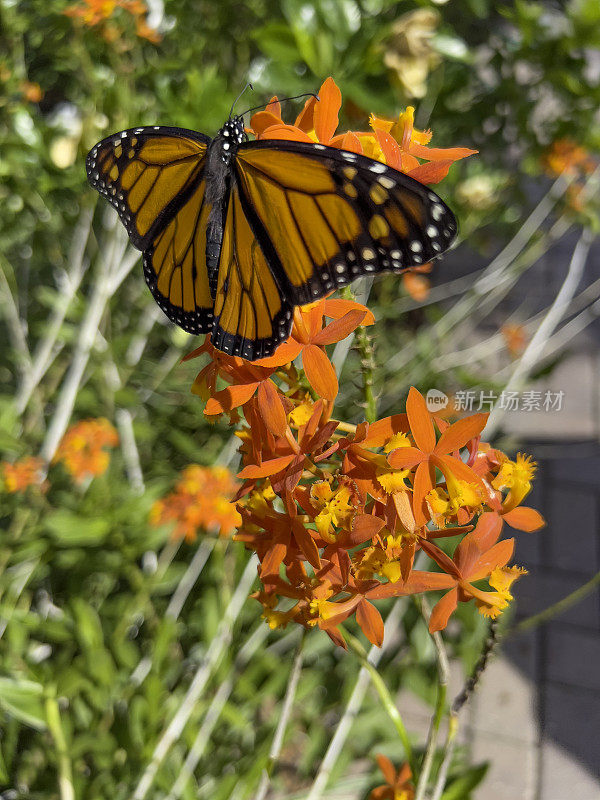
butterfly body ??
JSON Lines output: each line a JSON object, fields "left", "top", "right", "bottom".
{"left": 204, "top": 117, "right": 247, "bottom": 292}
{"left": 86, "top": 112, "right": 457, "bottom": 360}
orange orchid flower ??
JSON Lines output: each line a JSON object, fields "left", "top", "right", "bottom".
{"left": 387, "top": 388, "right": 488, "bottom": 525}
{"left": 421, "top": 513, "right": 524, "bottom": 631}
{"left": 256, "top": 296, "right": 374, "bottom": 402}
{"left": 250, "top": 78, "right": 477, "bottom": 186}
{"left": 369, "top": 755, "right": 414, "bottom": 800}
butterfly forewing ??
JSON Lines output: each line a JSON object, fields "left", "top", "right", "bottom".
{"left": 86, "top": 126, "right": 210, "bottom": 250}
{"left": 234, "top": 139, "right": 457, "bottom": 307}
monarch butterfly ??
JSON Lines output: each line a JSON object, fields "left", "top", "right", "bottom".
{"left": 86, "top": 103, "right": 457, "bottom": 361}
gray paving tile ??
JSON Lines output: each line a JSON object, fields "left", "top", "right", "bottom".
{"left": 540, "top": 741, "right": 600, "bottom": 800}
{"left": 546, "top": 628, "right": 600, "bottom": 691}
{"left": 472, "top": 731, "right": 536, "bottom": 800}
{"left": 543, "top": 683, "right": 600, "bottom": 775}
{"left": 513, "top": 572, "right": 600, "bottom": 631}
{"left": 470, "top": 657, "right": 537, "bottom": 744}
{"left": 546, "top": 488, "right": 598, "bottom": 574}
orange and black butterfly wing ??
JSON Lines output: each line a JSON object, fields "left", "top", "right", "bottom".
{"left": 86, "top": 126, "right": 215, "bottom": 333}
{"left": 142, "top": 174, "right": 216, "bottom": 335}
{"left": 233, "top": 139, "right": 457, "bottom": 308}
{"left": 85, "top": 126, "right": 210, "bottom": 251}
{"left": 210, "top": 182, "right": 294, "bottom": 359}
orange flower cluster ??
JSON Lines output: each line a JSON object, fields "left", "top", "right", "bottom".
{"left": 1, "top": 456, "right": 47, "bottom": 494}
{"left": 543, "top": 138, "right": 597, "bottom": 213}
{"left": 20, "top": 81, "right": 44, "bottom": 103}
{"left": 150, "top": 465, "right": 241, "bottom": 542}
{"left": 370, "top": 755, "right": 414, "bottom": 800}
{"left": 189, "top": 316, "right": 543, "bottom": 646}
{"left": 53, "top": 417, "right": 119, "bottom": 483}
{"left": 186, "top": 81, "right": 543, "bottom": 648}
{"left": 64, "top": 0, "right": 161, "bottom": 43}
{"left": 248, "top": 77, "right": 476, "bottom": 302}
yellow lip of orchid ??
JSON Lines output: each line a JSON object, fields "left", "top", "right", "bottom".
{"left": 493, "top": 452, "right": 537, "bottom": 512}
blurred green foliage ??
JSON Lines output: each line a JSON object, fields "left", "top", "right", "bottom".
{"left": 1, "top": 0, "right": 598, "bottom": 797}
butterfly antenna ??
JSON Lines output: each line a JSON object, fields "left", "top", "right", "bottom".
{"left": 229, "top": 83, "right": 254, "bottom": 118}
{"left": 238, "top": 92, "right": 320, "bottom": 118}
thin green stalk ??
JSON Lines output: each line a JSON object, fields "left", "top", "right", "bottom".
{"left": 338, "top": 284, "right": 377, "bottom": 423}
{"left": 414, "top": 597, "right": 449, "bottom": 800}
{"left": 45, "top": 694, "right": 75, "bottom": 800}
{"left": 254, "top": 630, "right": 306, "bottom": 800}
{"left": 430, "top": 620, "right": 498, "bottom": 800}
{"left": 508, "top": 569, "right": 600, "bottom": 636}
{"left": 355, "top": 322, "right": 377, "bottom": 424}
{"left": 344, "top": 629, "right": 416, "bottom": 775}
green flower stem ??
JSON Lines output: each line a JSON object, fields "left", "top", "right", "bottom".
{"left": 339, "top": 285, "right": 377, "bottom": 424}
{"left": 430, "top": 620, "right": 498, "bottom": 800}
{"left": 254, "top": 629, "right": 306, "bottom": 800}
{"left": 414, "top": 597, "right": 450, "bottom": 800}
{"left": 508, "top": 569, "right": 600, "bottom": 636}
{"left": 344, "top": 629, "right": 416, "bottom": 775}
{"left": 355, "top": 323, "right": 377, "bottom": 424}
{"left": 45, "top": 693, "right": 75, "bottom": 800}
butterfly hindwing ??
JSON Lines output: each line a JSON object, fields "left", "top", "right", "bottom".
{"left": 142, "top": 177, "right": 215, "bottom": 335}
{"left": 233, "top": 139, "right": 457, "bottom": 307}
{"left": 211, "top": 185, "right": 293, "bottom": 359}
{"left": 86, "top": 126, "right": 210, "bottom": 251}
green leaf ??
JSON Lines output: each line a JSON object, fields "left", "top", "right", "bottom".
{"left": 0, "top": 677, "right": 47, "bottom": 731}
{"left": 44, "top": 510, "right": 111, "bottom": 545}
{"left": 441, "top": 763, "right": 489, "bottom": 800}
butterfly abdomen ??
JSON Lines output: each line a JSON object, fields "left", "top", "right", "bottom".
{"left": 204, "top": 117, "right": 246, "bottom": 295}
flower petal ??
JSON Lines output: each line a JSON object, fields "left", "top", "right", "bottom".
{"left": 313, "top": 77, "right": 341, "bottom": 143}
{"left": 469, "top": 538, "right": 515, "bottom": 581}
{"left": 387, "top": 446, "right": 425, "bottom": 469}
{"left": 402, "top": 272, "right": 430, "bottom": 301}
{"left": 261, "top": 123, "right": 314, "bottom": 142}
{"left": 413, "top": 460, "right": 435, "bottom": 527}
{"left": 257, "top": 380, "right": 287, "bottom": 437}
{"left": 392, "top": 491, "right": 415, "bottom": 533}
{"left": 356, "top": 599, "right": 384, "bottom": 647}
{"left": 323, "top": 297, "right": 375, "bottom": 325}
{"left": 204, "top": 382, "right": 259, "bottom": 415}
{"left": 363, "top": 414, "right": 409, "bottom": 447}
{"left": 237, "top": 455, "right": 296, "bottom": 480}
{"left": 260, "top": 540, "right": 288, "bottom": 578}
{"left": 345, "top": 513, "right": 386, "bottom": 546}
{"left": 292, "top": 518, "right": 321, "bottom": 569}
{"left": 433, "top": 453, "right": 486, "bottom": 490}
{"left": 435, "top": 413, "right": 488, "bottom": 455}
{"left": 406, "top": 387, "right": 436, "bottom": 452}
{"left": 294, "top": 94, "right": 317, "bottom": 132}
{"left": 374, "top": 128, "right": 402, "bottom": 170}
{"left": 408, "top": 142, "right": 478, "bottom": 161}
{"left": 255, "top": 339, "right": 304, "bottom": 368}
{"left": 502, "top": 506, "right": 546, "bottom": 532}
{"left": 366, "top": 570, "right": 456, "bottom": 599}
{"left": 312, "top": 309, "right": 367, "bottom": 346}
{"left": 250, "top": 110, "right": 284, "bottom": 137}
{"left": 302, "top": 345, "right": 338, "bottom": 401}
{"left": 419, "top": 538, "right": 461, "bottom": 578}
{"left": 376, "top": 754, "right": 397, "bottom": 786}
{"left": 429, "top": 587, "right": 459, "bottom": 632}
{"left": 265, "top": 96, "right": 281, "bottom": 118}
{"left": 407, "top": 160, "right": 454, "bottom": 185}
{"left": 339, "top": 131, "right": 363, "bottom": 154}
{"left": 472, "top": 511, "right": 503, "bottom": 550}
